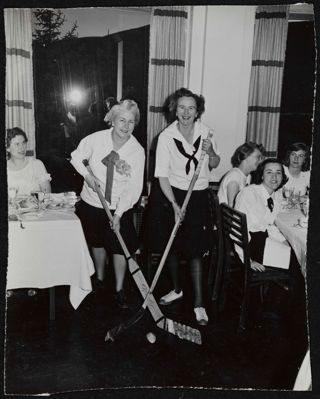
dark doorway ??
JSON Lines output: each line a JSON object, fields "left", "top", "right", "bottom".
{"left": 277, "top": 21, "right": 315, "bottom": 160}
{"left": 33, "top": 25, "right": 149, "bottom": 193}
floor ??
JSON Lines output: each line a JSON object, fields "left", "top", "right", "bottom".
{"left": 4, "top": 262, "right": 308, "bottom": 396}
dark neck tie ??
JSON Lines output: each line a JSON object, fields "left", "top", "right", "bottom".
{"left": 173, "top": 136, "right": 201, "bottom": 175}
{"left": 267, "top": 197, "right": 274, "bottom": 212}
{"left": 101, "top": 150, "right": 120, "bottom": 203}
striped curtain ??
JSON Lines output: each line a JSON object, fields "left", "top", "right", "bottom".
{"left": 5, "top": 8, "right": 35, "bottom": 155}
{"left": 147, "top": 6, "right": 188, "bottom": 176}
{"left": 246, "top": 5, "right": 289, "bottom": 157}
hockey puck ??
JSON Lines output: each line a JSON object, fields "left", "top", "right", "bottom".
{"left": 146, "top": 332, "right": 156, "bottom": 344}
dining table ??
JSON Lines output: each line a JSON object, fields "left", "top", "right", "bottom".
{"left": 275, "top": 206, "right": 308, "bottom": 278}
{"left": 275, "top": 204, "right": 311, "bottom": 390}
{"left": 7, "top": 207, "right": 95, "bottom": 319}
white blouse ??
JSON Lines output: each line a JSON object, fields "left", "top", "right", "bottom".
{"left": 155, "top": 120, "right": 220, "bottom": 190}
{"left": 7, "top": 157, "right": 51, "bottom": 196}
{"left": 283, "top": 166, "right": 310, "bottom": 196}
{"left": 70, "top": 129, "right": 145, "bottom": 217}
{"left": 235, "top": 184, "right": 283, "bottom": 237}
{"left": 218, "top": 167, "right": 250, "bottom": 205}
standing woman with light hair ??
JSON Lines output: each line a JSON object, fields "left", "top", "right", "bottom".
{"left": 71, "top": 99, "right": 145, "bottom": 308}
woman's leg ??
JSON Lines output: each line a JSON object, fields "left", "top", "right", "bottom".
{"left": 190, "top": 256, "right": 208, "bottom": 325}
{"left": 159, "top": 254, "right": 183, "bottom": 305}
{"left": 189, "top": 256, "right": 204, "bottom": 308}
{"left": 113, "top": 254, "right": 127, "bottom": 292}
{"left": 92, "top": 247, "right": 107, "bottom": 282}
{"left": 167, "top": 254, "right": 182, "bottom": 293}
{"left": 113, "top": 254, "right": 128, "bottom": 309}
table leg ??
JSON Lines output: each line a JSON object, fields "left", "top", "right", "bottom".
{"left": 49, "top": 287, "right": 55, "bottom": 320}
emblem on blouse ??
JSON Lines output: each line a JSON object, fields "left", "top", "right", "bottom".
{"left": 115, "top": 159, "right": 131, "bottom": 177}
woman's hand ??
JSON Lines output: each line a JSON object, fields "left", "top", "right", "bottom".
{"left": 202, "top": 139, "right": 220, "bottom": 169}
{"left": 111, "top": 214, "right": 121, "bottom": 232}
{"left": 84, "top": 174, "right": 98, "bottom": 192}
{"left": 250, "top": 260, "right": 265, "bottom": 272}
{"left": 202, "top": 138, "right": 215, "bottom": 155}
{"left": 172, "top": 201, "right": 185, "bottom": 224}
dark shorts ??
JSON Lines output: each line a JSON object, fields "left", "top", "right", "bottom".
{"left": 76, "top": 200, "right": 138, "bottom": 255}
{"left": 146, "top": 180, "right": 211, "bottom": 259}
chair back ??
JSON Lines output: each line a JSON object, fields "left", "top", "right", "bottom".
{"left": 220, "top": 203, "right": 251, "bottom": 273}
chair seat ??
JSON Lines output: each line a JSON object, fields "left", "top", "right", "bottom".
{"left": 251, "top": 267, "right": 290, "bottom": 283}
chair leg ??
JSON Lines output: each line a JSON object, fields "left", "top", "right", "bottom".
{"left": 49, "top": 287, "right": 55, "bottom": 321}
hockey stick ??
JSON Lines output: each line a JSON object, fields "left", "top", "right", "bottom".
{"left": 82, "top": 160, "right": 202, "bottom": 344}
{"left": 142, "top": 129, "right": 214, "bottom": 307}
{"left": 98, "top": 128, "right": 214, "bottom": 340}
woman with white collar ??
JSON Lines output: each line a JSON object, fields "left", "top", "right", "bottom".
{"left": 71, "top": 99, "right": 145, "bottom": 309}
{"left": 148, "top": 88, "right": 220, "bottom": 326}
{"left": 235, "top": 158, "right": 292, "bottom": 272}
{"left": 282, "top": 142, "right": 310, "bottom": 197}
{"left": 218, "top": 142, "right": 265, "bottom": 207}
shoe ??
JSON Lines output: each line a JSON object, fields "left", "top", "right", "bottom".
{"left": 194, "top": 307, "right": 208, "bottom": 326}
{"left": 27, "top": 289, "right": 37, "bottom": 297}
{"left": 115, "top": 290, "right": 129, "bottom": 309}
{"left": 159, "top": 290, "right": 183, "bottom": 306}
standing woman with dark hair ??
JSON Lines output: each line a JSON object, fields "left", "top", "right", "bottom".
{"left": 71, "top": 99, "right": 145, "bottom": 308}
{"left": 282, "top": 142, "right": 310, "bottom": 196}
{"left": 218, "top": 142, "right": 265, "bottom": 207}
{"left": 147, "top": 87, "right": 220, "bottom": 326}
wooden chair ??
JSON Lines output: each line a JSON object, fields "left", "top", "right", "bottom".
{"left": 219, "top": 203, "right": 290, "bottom": 331}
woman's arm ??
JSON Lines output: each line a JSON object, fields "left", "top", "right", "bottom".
{"left": 158, "top": 176, "right": 184, "bottom": 223}
{"left": 226, "top": 181, "right": 240, "bottom": 207}
{"left": 40, "top": 180, "right": 51, "bottom": 193}
{"left": 202, "top": 138, "right": 220, "bottom": 170}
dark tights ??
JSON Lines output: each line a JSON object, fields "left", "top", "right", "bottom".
{"left": 167, "top": 254, "right": 204, "bottom": 308}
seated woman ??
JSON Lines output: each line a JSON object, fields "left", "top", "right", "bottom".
{"left": 70, "top": 99, "right": 145, "bottom": 309}
{"left": 218, "top": 142, "right": 264, "bottom": 207}
{"left": 7, "top": 127, "right": 52, "bottom": 196}
{"left": 282, "top": 142, "right": 310, "bottom": 196}
{"left": 235, "top": 158, "right": 306, "bottom": 320}
{"left": 7, "top": 127, "right": 52, "bottom": 297}
{"left": 234, "top": 158, "right": 289, "bottom": 272}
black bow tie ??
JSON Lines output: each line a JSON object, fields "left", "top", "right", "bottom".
{"left": 173, "top": 136, "right": 201, "bottom": 175}
{"left": 267, "top": 197, "right": 274, "bottom": 212}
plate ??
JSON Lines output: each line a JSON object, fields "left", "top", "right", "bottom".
{"left": 21, "top": 212, "right": 42, "bottom": 220}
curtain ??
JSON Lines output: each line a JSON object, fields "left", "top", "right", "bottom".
{"left": 246, "top": 5, "right": 289, "bottom": 157}
{"left": 5, "top": 8, "right": 35, "bottom": 155}
{"left": 147, "top": 6, "right": 188, "bottom": 177}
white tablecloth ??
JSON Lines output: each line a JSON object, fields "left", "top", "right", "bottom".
{"left": 275, "top": 209, "right": 308, "bottom": 278}
{"left": 7, "top": 209, "right": 95, "bottom": 309}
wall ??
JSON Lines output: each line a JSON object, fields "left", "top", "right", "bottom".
{"left": 187, "top": 6, "right": 256, "bottom": 181}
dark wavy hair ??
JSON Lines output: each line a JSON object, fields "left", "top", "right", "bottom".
{"left": 283, "top": 142, "right": 310, "bottom": 171}
{"left": 6, "top": 127, "right": 28, "bottom": 148}
{"left": 163, "top": 87, "right": 205, "bottom": 124}
{"left": 252, "top": 158, "right": 288, "bottom": 190}
{"left": 231, "top": 142, "right": 265, "bottom": 167}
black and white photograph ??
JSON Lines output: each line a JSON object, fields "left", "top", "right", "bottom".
{"left": 2, "top": 1, "right": 319, "bottom": 396}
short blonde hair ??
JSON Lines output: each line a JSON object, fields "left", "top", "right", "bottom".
{"left": 105, "top": 99, "right": 140, "bottom": 126}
